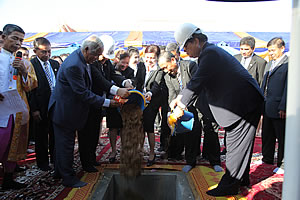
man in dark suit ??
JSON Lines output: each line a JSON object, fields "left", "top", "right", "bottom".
{"left": 165, "top": 43, "right": 222, "bottom": 172}
{"left": 78, "top": 48, "right": 132, "bottom": 169}
{"left": 171, "top": 23, "right": 264, "bottom": 196}
{"left": 261, "top": 37, "right": 288, "bottom": 174}
{"left": 234, "top": 36, "right": 267, "bottom": 86}
{"left": 48, "top": 35, "right": 130, "bottom": 188}
{"left": 28, "top": 37, "right": 60, "bottom": 171}
{"left": 159, "top": 51, "right": 201, "bottom": 172}
{"left": 233, "top": 36, "right": 267, "bottom": 150}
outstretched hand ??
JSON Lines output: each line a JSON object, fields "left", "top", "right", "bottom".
{"left": 124, "top": 81, "right": 134, "bottom": 89}
{"left": 145, "top": 92, "right": 152, "bottom": 102}
{"left": 169, "top": 95, "right": 183, "bottom": 111}
{"left": 109, "top": 99, "right": 122, "bottom": 107}
{"left": 117, "top": 88, "right": 131, "bottom": 98}
{"left": 171, "top": 106, "right": 184, "bottom": 121}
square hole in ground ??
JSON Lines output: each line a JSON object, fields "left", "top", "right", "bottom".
{"left": 91, "top": 170, "right": 195, "bottom": 200}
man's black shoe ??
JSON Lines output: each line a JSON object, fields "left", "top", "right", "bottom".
{"left": 2, "top": 180, "right": 27, "bottom": 190}
{"left": 2, "top": 173, "right": 27, "bottom": 190}
{"left": 109, "top": 157, "right": 116, "bottom": 163}
{"left": 157, "top": 146, "right": 165, "bottom": 152}
{"left": 240, "top": 179, "right": 250, "bottom": 187}
{"left": 64, "top": 181, "right": 87, "bottom": 188}
{"left": 206, "top": 187, "right": 238, "bottom": 197}
{"left": 14, "top": 165, "right": 27, "bottom": 172}
{"left": 93, "top": 161, "right": 101, "bottom": 166}
{"left": 39, "top": 165, "right": 52, "bottom": 171}
{"left": 53, "top": 174, "right": 62, "bottom": 180}
{"left": 83, "top": 166, "right": 98, "bottom": 173}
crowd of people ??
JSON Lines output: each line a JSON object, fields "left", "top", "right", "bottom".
{"left": 0, "top": 23, "right": 288, "bottom": 197}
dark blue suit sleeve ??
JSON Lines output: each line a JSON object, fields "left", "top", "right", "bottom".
{"left": 91, "top": 64, "right": 113, "bottom": 93}
{"left": 65, "top": 65, "right": 106, "bottom": 107}
{"left": 181, "top": 49, "right": 216, "bottom": 106}
{"left": 188, "top": 61, "right": 198, "bottom": 77}
{"left": 279, "top": 73, "right": 288, "bottom": 111}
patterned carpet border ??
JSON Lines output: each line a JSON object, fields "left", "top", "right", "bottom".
{"left": 0, "top": 130, "right": 283, "bottom": 200}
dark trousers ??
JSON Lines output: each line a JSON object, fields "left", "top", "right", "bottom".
{"left": 143, "top": 97, "right": 169, "bottom": 135}
{"left": 53, "top": 122, "right": 79, "bottom": 186}
{"left": 160, "top": 101, "right": 170, "bottom": 150}
{"left": 218, "top": 106, "right": 261, "bottom": 191}
{"left": 168, "top": 106, "right": 201, "bottom": 167}
{"left": 202, "top": 118, "right": 221, "bottom": 166}
{"left": 262, "top": 115, "right": 285, "bottom": 167}
{"left": 78, "top": 109, "right": 102, "bottom": 168}
{"left": 168, "top": 134, "right": 184, "bottom": 159}
{"left": 28, "top": 115, "right": 36, "bottom": 142}
{"left": 35, "top": 117, "right": 54, "bottom": 168}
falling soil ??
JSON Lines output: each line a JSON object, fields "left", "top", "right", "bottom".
{"left": 120, "top": 104, "right": 144, "bottom": 178}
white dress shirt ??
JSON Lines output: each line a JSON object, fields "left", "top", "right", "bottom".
{"left": 241, "top": 54, "right": 253, "bottom": 70}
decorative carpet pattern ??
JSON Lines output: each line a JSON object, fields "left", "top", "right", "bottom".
{"left": 0, "top": 128, "right": 283, "bottom": 200}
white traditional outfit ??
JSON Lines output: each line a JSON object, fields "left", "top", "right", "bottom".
{"left": 0, "top": 48, "right": 37, "bottom": 172}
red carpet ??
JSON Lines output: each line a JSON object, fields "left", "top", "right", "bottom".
{"left": 0, "top": 130, "right": 282, "bottom": 200}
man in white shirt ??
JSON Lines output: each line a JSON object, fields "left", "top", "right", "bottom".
{"left": 0, "top": 24, "right": 37, "bottom": 190}
{"left": 234, "top": 36, "right": 267, "bottom": 86}
{"left": 261, "top": 37, "right": 288, "bottom": 174}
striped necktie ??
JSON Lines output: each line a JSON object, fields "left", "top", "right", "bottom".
{"left": 44, "top": 62, "right": 54, "bottom": 91}
{"left": 177, "top": 72, "right": 183, "bottom": 90}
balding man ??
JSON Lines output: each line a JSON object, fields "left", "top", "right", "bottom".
{"left": 48, "top": 35, "right": 130, "bottom": 188}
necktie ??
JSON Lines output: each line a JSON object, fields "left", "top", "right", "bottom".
{"left": 86, "top": 64, "right": 92, "bottom": 89}
{"left": 241, "top": 57, "right": 247, "bottom": 68}
{"left": 264, "top": 71, "right": 271, "bottom": 97}
{"left": 264, "top": 61, "right": 276, "bottom": 97}
{"left": 270, "top": 60, "right": 276, "bottom": 72}
{"left": 44, "top": 62, "right": 54, "bottom": 91}
{"left": 177, "top": 72, "right": 183, "bottom": 90}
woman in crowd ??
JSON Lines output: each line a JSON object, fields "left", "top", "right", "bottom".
{"left": 127, "top": 47, "right": 146, "bottom": 92}
{"left": 142, "top": 45, "right": 169, "bottom": 166}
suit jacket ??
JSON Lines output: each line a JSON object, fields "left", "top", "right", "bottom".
{"left": 165, "top": 60, "right": 215, "bottom": 121}
{"left": 90, "top": 60, "right": 123, "bottom": 97}
{"left": 164, "top": 60, "right": 197, "bottom": 104}
{"left": 234, "top": 53, "right": 267, "bottom": 86}
{"left": 90, "top": 64, "right": 114, "bottom": 97}
{"left": 144, "top": 68, "right": 168, "bottom": 107}
{"left": 181, "top": 42, "right": 264, "bottom": 127}
{"left": 261, "top": 55, "right": 288, "bottom": 118}
{"left": 131, "top": 62, "right": 146, "bottom": 92}
{"left": 29, "top": 57, "right": 60, "bottom": 118}
{"left": 145, "top": 68, "right": 164, "bottom": 96}
{"left": 48, "top": 49, "right": 111, "bottom": 130}
{"left": 98, "top": 60, "right": 125, "bottom": 87}
{"left": 120, "top": 66, "right": 134, "bottom": 79}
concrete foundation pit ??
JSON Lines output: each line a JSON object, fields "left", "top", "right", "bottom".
{"left": 90, "top": 170, "right": 195, "bottom": 200}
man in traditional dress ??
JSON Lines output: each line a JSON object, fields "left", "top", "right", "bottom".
{"left": 0, "top": 24, "right": 38, "bottom": 190}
